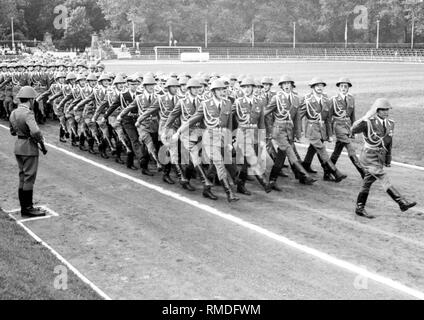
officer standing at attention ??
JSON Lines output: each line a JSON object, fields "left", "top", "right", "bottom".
{"left": 9, "top": 86, "right": 48, "bottom": 218}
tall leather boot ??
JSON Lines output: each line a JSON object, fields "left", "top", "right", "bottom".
{"left": 59, "top": 127, "right": 66, "bottom": 143}
{"left": 88, "top": 137, "right": 97, "bottom": 154}
{"left": 18, "top": 188, "right": 24, "bottom": 209}
{"left": 292, "top": 161, "right": 317, "bottom": 185}
{"left": 163, "top": 164, "right": 175, "bottom": 185}
{"left": 79, "top": 133, "right": 87, "bottom": 151}
{"left": 302, "top": 145, "right": 318, "bottom": 174}
{"left": 269, "top": 165, "right": 283, "bottom": 191}
{"left": 174, "top": 164, "right": 195, "bottom": 191}
{"left": 21, "top": 190, "right": 45, "bottom": 218}
{"left": 114, "top": 142, "right": 125, "bottom": 164}
{"left": 99, "top": 139, "right": 110, "bottom": 159}
{"left": 355, "top": 192, "right": 375, "bottom": 219}
{"left": 349, "top": 155, "right": 366, "bottom": 179}
{"left": 221, "top": 178, "right": 239, "bottom": 203}
{"left": 196, "top": 166, "right": 218, "bottom": 200}
{"left": 236, "top": 169, "right": 251, "bottom": 196}
{"left": 140, "top": 155, "right": 153, "bottom": 175}
{"left": 330, "top": 141, "right": 345, "bottom": 165}
{"left": 387, "top": 187, "right": 417, "bottom": 212}
{"left": 124, "top": 152, "right": 137, "bottom": 170}
{"left": 255, "top": 175, "right": 272, "bottom": 193}
{"left": 323, "top": 160, "right": 347, "bottom": 183}
{"left": 318, "top": 155, "right": 335, "bottom": 182}
{"left": 71, "top": 132, "right": 78, "bottom": 147}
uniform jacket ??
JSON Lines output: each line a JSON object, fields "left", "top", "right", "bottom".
{"left": 188, "top": 97, "right": 233, "bottom": 130}
{"left": 233, "top": 95, "right": 265, "bottom": 130}
{"left": 299, "top": 92, "right": 332, "bottom": 141}
{"left": 165, "top": 94, "right": 204, "bottom": 130}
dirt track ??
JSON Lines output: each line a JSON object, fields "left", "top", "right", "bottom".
{"left": 1, "top": 119, "right": 424, "bottom": 300}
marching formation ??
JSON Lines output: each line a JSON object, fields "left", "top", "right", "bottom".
{"left": 1, "top": 58, "right": 417, "bottom": 219}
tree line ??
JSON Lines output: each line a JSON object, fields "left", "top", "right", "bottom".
{"left": 1, "top": 0, "right": 424, "bottom": 49}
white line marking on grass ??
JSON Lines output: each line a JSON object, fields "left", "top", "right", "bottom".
{"left": 1, "top": 124, "right": 423, "bottom": 299}
{"left": 5, "top": 209, "right": 112, "bottom": 300}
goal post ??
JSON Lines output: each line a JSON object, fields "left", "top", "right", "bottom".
{"left": 154, "top": 46, "right": 202, "bottom": 61}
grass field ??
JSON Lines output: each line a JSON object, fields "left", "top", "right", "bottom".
{"left": 105, "top": 60, "right": 424, "bottom": 166}
{"left": 0, "top": 210, "right": 101, "bottom": 300}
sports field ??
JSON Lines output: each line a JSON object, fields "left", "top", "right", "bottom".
{"left": 1, "top": 60, "right": 424, "bottom": 300}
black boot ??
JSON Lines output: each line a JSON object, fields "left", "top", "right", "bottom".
{"left": 18, "top": 188, "right": 24, "bottom": 209}
{"left": 99, "top": 139, "right": 110, "bottom": 159}
{"left": 71, "top": 132, "right": 78, "bottom": 147}
{"left": 236, "top": 170, "right": 251, "bottom": 196}
{"left": 21, "top": 190, "right": 45, "bottom": 218}
{"left": 323, "top": 161, "right": 347, "bottom": 183}
{"left": 221, "top": 178, "right": 239, "bottom": 203}
{"left": 302, "top": 145, "right": 318, "bottom": 173}
{"left": 196, "top": 166, "right": 217, "bottom": 199}
{"left": 292, "top": 161, "right": 317, "bottom": 185}
{"left": 387, "top": 187, "right": 417, "bottom": 212}
{"left": 114, "top": 143, "right": 125, "bottom": 164}
{"left": 330, "top": 141, "right": 345, "bottom": 165}
{"left": 174, "top": 164, "right": 195, "bottom": 191}
{"left": 349, "top": 155, "right": 366, "bottom": 179}
{"left": 355, "top": 192, "right": 375, "bottom": 219}
{"left": 79, "top": 134, "right": 88, "bottom": 151}
{"left": 163, "top": 164, "right": 175, "bottom": 185}
{"left": 124, "top": 152, "right": 137, "bottom": 170}
{"left": 255, "top": 175, "right": 272, "bottom": 193}
{"left": 59, "top": 127, "right": 67, "bottom": 143}
{"left": 88, "top": 137, "right": 97, "bottom": 154}
{"left": 203, "top": 186, "right": 218, "bottom": 200}
{"left": 269, "top": 165, "right": 283, "bottom": 192}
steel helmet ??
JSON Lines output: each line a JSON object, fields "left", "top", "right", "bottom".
{"left": 142, "top": 76, "right": 156, "bottom": 86}
{"left": 165, "top": 78, "right": 180, "bottom": 88}
{"left": 178, "top": 77, "right": 188, "bottom": 86}
{"left": 55, "top": 72, "right": 67, "bottom": 80}
{"left": 127, "top": 74, "right": 141, "bottom": 83}
{"left": 240, "top": 78, "right": 256, "bottom": 87}
{"left": 98, "top": 73, "right": 111, "bottom": 82}
{"left": 373, "top": 98, "right": 392, "bottom": 111}
{"left": 186, "top": 79, "right": 202, "bottom": 89}
{"left": 309, "top": 77, "right": 327, "bottom": 88}
{"left": 76, "top": 74, "right": 87, "bottom": 82}
{"left": 336, "top": 77, "right": 353, "bottom": 88}
{"left": 221, "top": 77, "right": 230, "bottom": 86}
{"left": 254, "top": 80, "right": 263, "bottom": 88}
{"left": 86, "top": 73, "right": 98, "bottom": 82}
{"left": 66, "top": 73, "right": 77, "bottom": 81}
{"left": 278, "top": 75, "right": 296, "bottom": 87}
{"left": 210, "top": 79, "right": 227, "bottom": 91}
{"left": 113, "top": 75, "right": 126, "bottom": 85}
{"left": 169, "top": 72, "right": 178, "bottom": 78}
{"left": 199, "top": 77, "right": 208, "bottom": 86}
{"left": 211, "top": 72, "right": 220, "bottom": 78}
{"left": 17, "top": 86, "right": 38, "bottom": 99}
{"left": 229, "top": 74, "right": 238, "bottom": 81}
{"left": 261, "top": 77, "right": 274, "bottom": 85}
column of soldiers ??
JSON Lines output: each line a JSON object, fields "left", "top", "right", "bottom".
{"left": 1, "top": 58, "right": 417, "bottom": 218}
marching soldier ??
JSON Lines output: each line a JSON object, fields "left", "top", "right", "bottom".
{"left": 9, "top": 86, "right": 48, "bottom": 218}
{"left": 299, "top": 77, "right": 347, "bottom": 183}
{"left": 265, "top": 76, "right": 317, "bottom": 189}
{"left": 351, "top": 98, "right": 417, "bottom": 219}
{"left": 175, "top": 79, "right": 240, "bottom": 203}
{"left": 329, "top": 78, "right": 365, "bottom": 178}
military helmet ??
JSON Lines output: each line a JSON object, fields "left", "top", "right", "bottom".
{"left": 142, "top": 76, "right": 156, "bottom": 86}
{"left": 240, "top": 78, "right": 256, "bottom": 87}
{"left": 261, "top": 77, "right": 274, "bottom": 85}
{"left": 165, "top": 78, "right": 180, "bottom": 88}
{"left": 254, "top": 80, "right": 263, "bottom": 88}
{"left": 76, "top": 74, "right": 87, "bottom": 82}
{"left": 113, "top": 75, "right": 126, "bottom": 85}
{"left": 336, "top": 77, "right": 353, "bottom": 88}
{"left": 199, "top": 77, "right": 208, "bottom": 86}
{"left": 17, "top": 86, "right": 38, "bottom": 99}
{"left": 210, "top": 79, "right": 227, "bottom": 91}
{"left": 221, "top": 77, "right": 230, "bottom": 86}
{"left": 66, "top": 73, "right": 77, "bottom": 81}
{"left": 178, "top": 77, "right": 188, "bottom": 86}
{"left": 229, "top": 74, "right": 238, "bottom": 81}
{"left": 98, "top": 73, "right": 111, "bottom": 82}
{"left": 309, "top": 77, "right": 327, "bottom": 88}
{"left": 186, "top": 78, "right": 202, "bottom": 89}
{"left": 108, "top": 72, "right": 116, "bottom": 79}
{"left": 127, "top": 74, "right": 140, "bottom": 83}
{"left": 55, "top": 72, "right": 67, "bottom": 80}
{"left": 278, "top": 75, "right": 296, "bottom": 87}
{"left": 86, "top": 73, "right": 98, "bottom": 82}
{"left": 169, "top": 72, "right": 178, "bottom": 79}
{"left": 373, "top": 98, "right": 392, "bottom": 111}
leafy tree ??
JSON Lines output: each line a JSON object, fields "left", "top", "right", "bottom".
{"left": 62, "top": 6, "right": 93, "bottom": 49}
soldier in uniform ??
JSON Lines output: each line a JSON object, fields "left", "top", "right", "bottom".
{"left": 118, "top": 75, "right": 163, "bottom": 175}
{"left": 57, "top": 73, "right": 79, "bottom": 146}
{"left": 232, "top": 78, "right": 272, "bottom": 195}
{"left": 9, "top": 86, "right": 47, "bottom": 218}
{"left": 351, "top": 98, "right": 417, "bottom": 219}
{"left": 30, "top": 62, "right": 49, "bottom": 124}
{"left": 175, "top": 79, "right": 239, "bottom": 203}
{"left": 0, "top": 62, "right": 8, "bottom": 119}
{"left": 265, "top": 76, "right": 317, "bottom": 190}
{"left": 329, "top": 78, "right": 365, "bottom": 178}
{"left": 107, "top": 75, "right": 143, "bottom": 171}
{"left": 299, "top": 78, "right": 347, "bottom": 183}
{"left": 136, "top": 78, "right": 187, "bottom": 186}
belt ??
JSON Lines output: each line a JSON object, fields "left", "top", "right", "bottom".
{"left": 18, "top": 136, "right": 29, "bottom": 140}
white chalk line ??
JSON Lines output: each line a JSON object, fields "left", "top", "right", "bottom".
{"left": 4, "top": 206, "right": 112, "bottom": 300}
{"left": 1, "top": 124, "right": 423, "bottom": 299}
{"left": 39, "top": 137, "right": 424, "bottom": 299}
